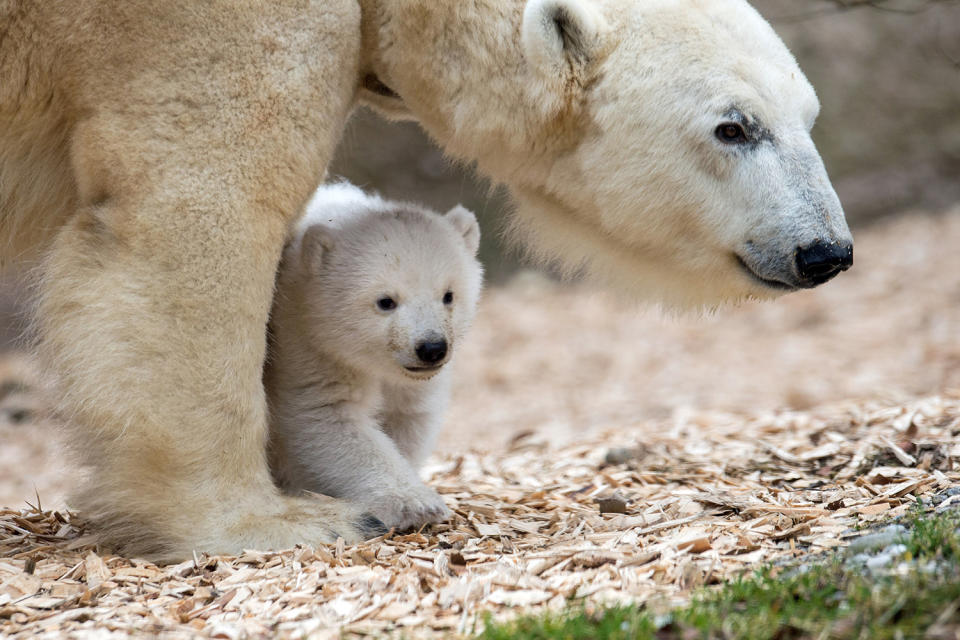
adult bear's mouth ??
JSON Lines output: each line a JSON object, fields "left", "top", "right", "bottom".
{"left": 734, "top": 254, "right": 797, "bottom": 291}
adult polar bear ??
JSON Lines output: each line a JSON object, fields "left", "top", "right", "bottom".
{"left": 0, "top": 0, "right": 852, "bottom": 560}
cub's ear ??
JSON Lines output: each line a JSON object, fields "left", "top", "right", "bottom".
{"left": 522, "top": 0, "right": 603, "bottom": 76}
{"left": 445, "top": 205, "right": 481, "bottom": 256}
{"left": 298, "top": 224, "right": 335, "bottom": 272}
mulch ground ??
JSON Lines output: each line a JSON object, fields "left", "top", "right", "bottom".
{"left": 2, "top": 394, "right": 959, "bottom": 638}
{"left": 2, "top": 205, "right": 960, "bottom": 637}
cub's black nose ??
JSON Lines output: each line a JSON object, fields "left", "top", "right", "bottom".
{"left": 796, "top": 241, "right": 853, "bottom": 286}
{"left": 415, "top": 340, "right": 448, "bottom": 364}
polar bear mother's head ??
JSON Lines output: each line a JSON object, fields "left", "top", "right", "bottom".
{"left": 358, "top": 0, "right": 853, "bottom": 307}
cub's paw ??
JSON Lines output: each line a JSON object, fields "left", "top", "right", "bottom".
{"left": 367, "top": 483, "right": 452, "bottom": 531}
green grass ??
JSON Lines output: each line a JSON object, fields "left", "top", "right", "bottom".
{"left": 478, "top": 508, "right": 960, "bottom": 640}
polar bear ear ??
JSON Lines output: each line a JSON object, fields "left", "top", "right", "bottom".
{"left": 522, "top": 0, "right": 602, "bottom": 76}
{"left": 299, "top": 224, "right": 335, "bottom": 272}
{"left": 445, "top": 205, "right": 481, "bottom": 256}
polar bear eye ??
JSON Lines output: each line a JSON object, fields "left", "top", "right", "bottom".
{"left": 715, "top": 123, "right": 748, "bottom": 145}
{"left": 376, "top": 297, "right": 397, "bottom": 311}
{"left": 443, "top": 291, "right": 454, "bottom": 305}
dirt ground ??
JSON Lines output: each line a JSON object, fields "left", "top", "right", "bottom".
{"left": 1, "top": 206, "right": 960, "bottom": 510}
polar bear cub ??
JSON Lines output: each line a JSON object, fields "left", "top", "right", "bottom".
{"left": 266, "top": 183, "right": 483, "bottom": 530}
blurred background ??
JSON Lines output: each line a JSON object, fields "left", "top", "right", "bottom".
{"left": 1, "top": 0, "right": 959, "bottom": 507}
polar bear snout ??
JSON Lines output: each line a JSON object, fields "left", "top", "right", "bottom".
{"left": 414, "top": 339, "right": 448, "bottom": 366}
{"left": 736, "top": 230, "right": 853, "bottom": 292}
{"left": 402, "top": 332, "right": 453, "bottom": 376}
{"left": 795, "top": 241, "right": 853, "bottom": 287}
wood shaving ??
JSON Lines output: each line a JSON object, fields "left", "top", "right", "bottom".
{"left": 2, "top": 395, "right": 958, "bottom": 638}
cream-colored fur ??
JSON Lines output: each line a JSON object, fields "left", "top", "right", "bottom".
{"left": 266, "top": 184, "right": 482, "bottom": 530}
{"left": 1, "top": 0, "right": 849, "bottom": 560}
{"left": 358, "top": 0, "right": 853, "bottom": 307}
{"left": 1, "top": 2, "right": 381, "bottom": 561}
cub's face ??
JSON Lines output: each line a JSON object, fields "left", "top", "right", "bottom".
{"left": 300, "top": 206, "right": 482, "bottom": 384}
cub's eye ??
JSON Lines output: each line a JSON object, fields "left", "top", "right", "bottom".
{"left": 442, "top": 291, "right": 454, "bottom": 305}
{"left": 715, "top": 122, "right": 748, "bottom": 144}
{"left": 376, "top": 297, "right": 397, "bottom": 311}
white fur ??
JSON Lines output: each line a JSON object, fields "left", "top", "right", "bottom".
{"left": 361, "top": 0, "right": 853, "bottom": 309}
{"left": 266, "top": 185, "right": 483, "bottom": 530}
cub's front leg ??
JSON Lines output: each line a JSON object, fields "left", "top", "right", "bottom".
{"left": 379, "top": 370, "right": 452, "bottom": 469}
{"left": 275, "top": 406, "right": 451, "bottom": 530}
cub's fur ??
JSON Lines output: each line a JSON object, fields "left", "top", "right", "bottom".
{"left": 266, "top": 184, "right": 482, "bottom": 530}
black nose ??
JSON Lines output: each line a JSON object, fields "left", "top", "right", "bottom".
{"left": 415, "top": 340, "right": 448, "bottom": 364}
{"left": 795, "top": 241, "right": 853, "bottom": 286}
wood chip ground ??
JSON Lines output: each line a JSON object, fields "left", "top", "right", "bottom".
{"left": 2, "top": 395, "right": 958, "bottom": 638}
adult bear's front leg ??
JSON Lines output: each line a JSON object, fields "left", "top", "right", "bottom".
{"left": 36, "top": 104, "right": 381, "bottom": 561}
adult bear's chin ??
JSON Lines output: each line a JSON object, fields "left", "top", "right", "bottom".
{"left": 506, "top": 187, "right": 788, "bottom": 310}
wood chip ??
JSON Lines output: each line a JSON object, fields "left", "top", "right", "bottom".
{"left": 475, "top": 523, "right": 501, "bottom": 537}
{"left": 0, "top": 394, "right": 957, "bottom": 638}
{"left": 859, "top": 503, "right": 891, "bottom": 516}
{"left": 595, "top": 494, "right": 629, "bottom": 515}
{"left": 879, "top": 435, "right": 917, "bottom": 467}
